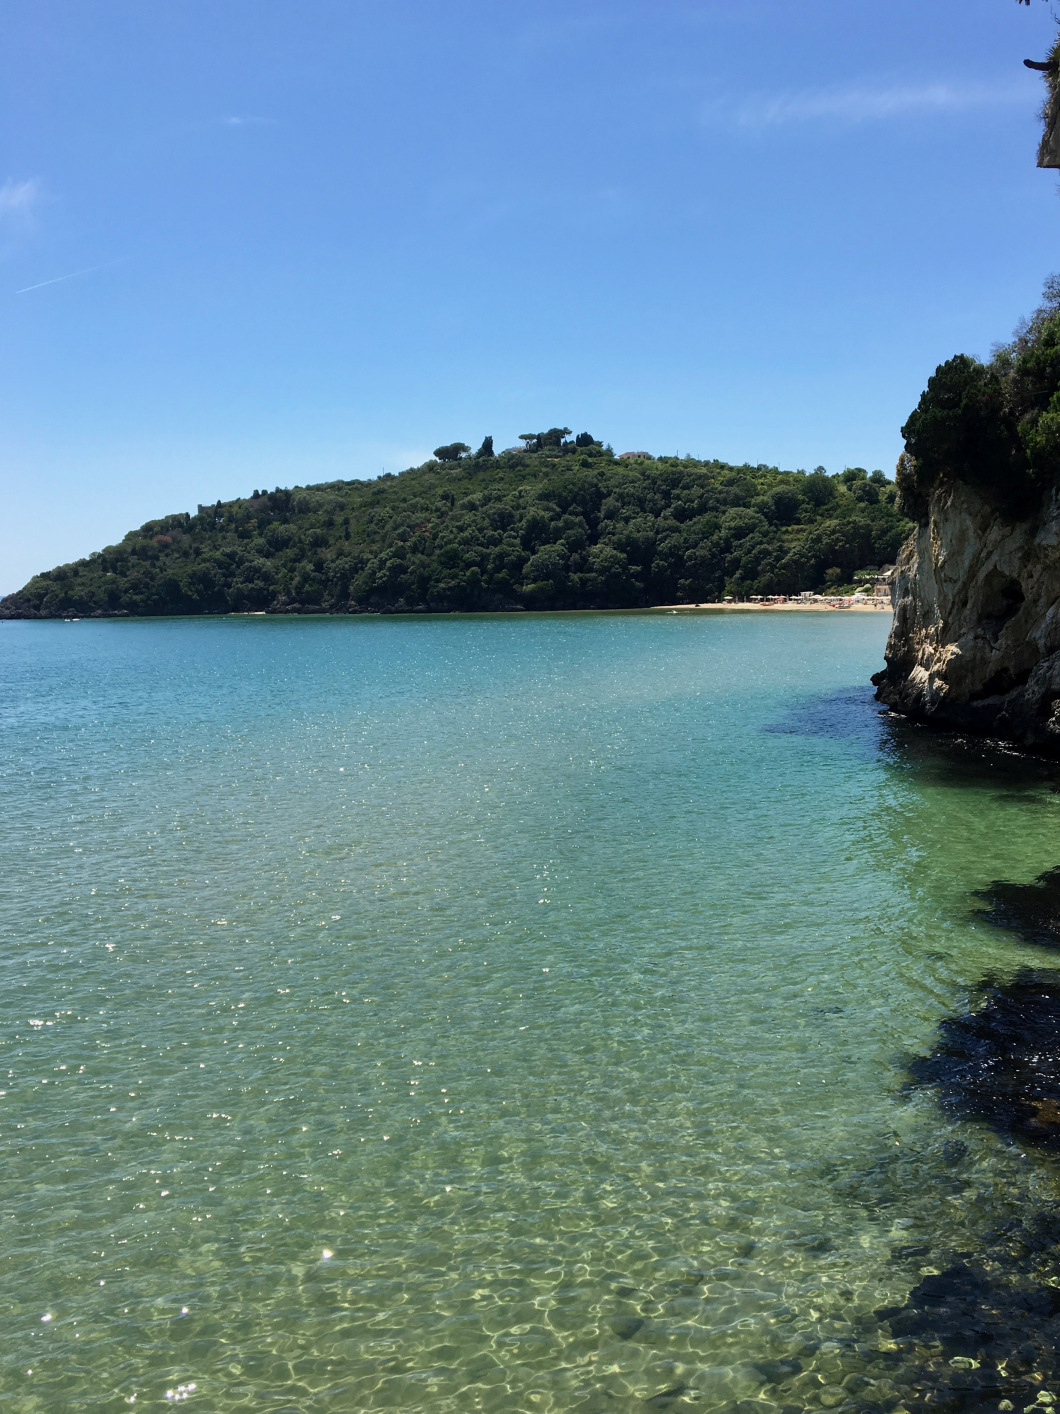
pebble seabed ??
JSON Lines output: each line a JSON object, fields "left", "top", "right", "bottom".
{"left": 844, "top": 859, "right": 1060, "bottom": 1414}
{"left": 9, "top": 614, "right": 1060, "bottom": 1414}
{"left": 596, "top": 747, "right": 1060, "bottom": 1414}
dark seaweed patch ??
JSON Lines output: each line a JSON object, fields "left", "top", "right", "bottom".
{"left": 907, "top": 968, "right": 1060, "bottom": 1149}
{"left": 973, "top": 867, "right": 1060, "bottom": 948}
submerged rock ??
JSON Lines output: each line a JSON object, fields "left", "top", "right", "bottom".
{"left": 609, "top": 1315, "right": 645, "bottom": 1341}
{"left": 643, "top": 1382, "right": 690, "bottom": 1408}
{"left": 890, "top": 1243, "right": 931, "bottom": 1261}
{"left": 752, "top": 1358, "right": 803, "bottom": 1383}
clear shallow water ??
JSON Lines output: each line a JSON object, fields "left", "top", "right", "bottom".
{"left": 2, "top": 611, "right": 1060, "bottom": 1413}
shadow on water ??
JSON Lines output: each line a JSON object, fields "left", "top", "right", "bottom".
{"left": 865, "top": 901, "right": 1060, "bottom": 1414}
{"left": 973, "top": 870, "right": 1060, "bottom": 949}
{"left": 552, "top": 702, "right": 1060, "bottom": 1412}
{"left": 908, "top": 970, "right": 1060, "bottom": 1150}
{"left": 806, "top": 974, "right": 1060, "bottom": 1414}
{"left": 857, "top": 964, "right": 1060, "bottom": 1414}
{"left": 765, "top": 688, "right": 1060, "bottom": 797}
{"left": 794, "top": 711, "right": 1060, "bottom": 1414}
{"left": 763, "top": 686, "right": 887, "bottom": 747}
{"left": 877, "top": 720, "right": 1060, "bottom": 795}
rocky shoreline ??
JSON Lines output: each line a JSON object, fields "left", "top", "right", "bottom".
{"left": 873, "top": 481, "right": 1060, "bottom": 758}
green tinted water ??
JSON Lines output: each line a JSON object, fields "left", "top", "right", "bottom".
{"left": 2, "top": 612, "right": 1058, "bottom": 1413}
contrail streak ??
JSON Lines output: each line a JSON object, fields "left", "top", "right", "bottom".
{"left": 15, "top": 260, "right": 120, "bottom": 294}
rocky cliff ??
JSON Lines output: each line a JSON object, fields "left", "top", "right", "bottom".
{"left": 873, "top": 479, "right": 1060, "bottom": 755}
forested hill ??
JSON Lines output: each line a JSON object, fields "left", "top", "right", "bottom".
{"left": 0, "top": 433, "right": 910, "bottom": 619}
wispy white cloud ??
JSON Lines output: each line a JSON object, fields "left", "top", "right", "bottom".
{"left": 719, "top": 79, "right": 1030, "bottom": 129}
{"left": 0, "top": 178, "right": 43, "bottom": 228}
{"left": 221, "top": 115, "right": 277, "bottom": 128}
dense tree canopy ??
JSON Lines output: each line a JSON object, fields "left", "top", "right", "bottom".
{"left": 898, "top": 277, "right": 1060, "bottom": 519}
{"left": 1, "top": 438, "right": 910, "bottom": 619}
{"left": 432, "top": 442, "right": 470, "bottom": 462}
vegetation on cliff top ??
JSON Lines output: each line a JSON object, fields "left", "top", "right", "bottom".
{"left": 898, "top": 277, "right": 1060, "bottom": 520}
{"left": 1, "top": 434, "right": 909, "bottom": 618}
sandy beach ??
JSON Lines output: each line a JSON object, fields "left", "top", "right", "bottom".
{"left": 653, "top": 599, "right": 893, "bottom": 613}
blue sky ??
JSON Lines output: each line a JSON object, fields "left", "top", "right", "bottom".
{"left": 1, "top": 0, "right": 1058, "bottom": 592}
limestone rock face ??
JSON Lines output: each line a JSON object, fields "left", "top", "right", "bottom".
{"left": 873, "top": 480, "right": 1060, "bottom": 755}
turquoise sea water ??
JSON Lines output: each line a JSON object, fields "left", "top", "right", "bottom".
{"left": 3, "top": 611, "right": 1060, "bottom": 1413}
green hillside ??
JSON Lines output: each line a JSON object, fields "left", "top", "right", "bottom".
{"left": 0, "top": 432, "right": 910, "bottom": 618}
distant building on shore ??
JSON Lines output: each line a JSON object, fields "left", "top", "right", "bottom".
{"left": 874, "top": 565, "right": 896, "bottom": 599}
{"left": 854, "top": 565, "right": 897, "bottom": 600}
